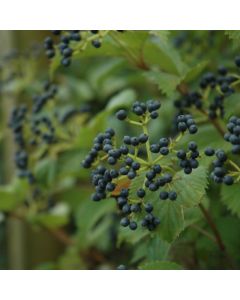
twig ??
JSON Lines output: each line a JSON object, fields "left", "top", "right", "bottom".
{"left": 10, "top": 212, "right": 74, "bottom": 246}
{"left": 46, "top": 228, "right": 74, "bottom": 246}
{"left": 198, "top": 203, "right": 235, "bottom": 269}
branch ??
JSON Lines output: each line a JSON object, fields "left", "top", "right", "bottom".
{"left": 199, "top": 203, "right": 235, "bottom": 269}
{"left": 10, "top": 212, "right": 74, "bottom": 246}
{"left": 46, "top": 227, "right": 74, "bottom": 246}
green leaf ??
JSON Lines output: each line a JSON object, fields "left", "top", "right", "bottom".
{"left": 178, "top": 123, "right": 231, "bottom": 152}
{"left": 143, "top": 36, "right": 188, "bottom": 76}
{"left": 29, "top": 213, "right": 69, "bottom": 229}
{"left": 129, "top": 171, "right": 146, "bottom": 199}
{"left": 183, "top": 195, "right": 209, "bottom": 227}
{"left": 106, "top": 88, "right": 137, "bottom": 112}
{"left": 145, "top": 69, "right": 181, "bottom": 97}
{"left": 154, "top": 200, "right": 185, "bottom": 242}
{"left": 138, "top": 260, "right": 183, "bottom": 270}
{"left": 225, "top": 30, "right": 240, "bottom": 48}
{"left": 223, "top": 93, "right": 240, "bottom": 120}
{"left": 150, "top": 31, "right": 171, "bottom": 43}
{"left": 34, "top": 158, "right": 58, "bottom": 187}
{"left": 0, "top": 179, "right": 29, "bottom": 211}
{"left": 75, "top": 197, "right": 116, "bottom": 250}
{"left": 221, "top": 182, "right": 240, "bottom": 217}
{"left": 110, "top": 31, "right": 149, "bottom": 61}
{"left": 183, "top": 60, "right": 208, "bottom": 83}
{"left": 171, "top": 166, "right": 208, "bottom": 208}
{"left": 146, "top": 236, "right": 170, "bottom": 261}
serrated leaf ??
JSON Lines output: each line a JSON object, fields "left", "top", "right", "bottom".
{"left": 138, "top": 260, "right": 183, "bottom": 270}
{"left": 183, "top": 195, "right": 209, "bottom": 227}
{"left": 129, "top": 172, "right": 146, "bottom": 199}
{"left": 223, "top": 93, "right": 240, "bottom": 120}
{"left": 183, "top": 60, "right": 208, "bottom": 83}
{"left": 143, "top": 36, "right": 188, "bottom": 76}
{"left": 154, "top": 200, "right": 185, "bottom": 242}
{"left": 145, "top": 69, "right": 181, "bottom": 97}
{"left": 221, "top": 182, "right": 240, "bottom": 217}
{"left": 171, "top": 166, "right": 208, "bottom": 208}
{"left": 117, "top": 226, "right": 148, "bottom": 247}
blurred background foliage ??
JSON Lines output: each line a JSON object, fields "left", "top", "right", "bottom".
{"left": 0, "top": 30, "right": 240, "bottom": 270}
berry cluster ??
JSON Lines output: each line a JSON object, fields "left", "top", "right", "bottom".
{"left": 82, "top": 100, "right": 199, "bottom": 232}
{"left": 176, "top": 114, "right": 198, "bottom": 134}
{"left": 9, "top": 105, "right": 35, "bottom": 184}
{"left": 224, "top": 116, "right": 240, "bottom": 154}
{"left": 30, "top": 116, "right": 56, "bottom": 146}
{"left": 116, "top": 100, "right": 161, "bottom": 121}
{"left": 174, "top": 56, "right": 240, "bottom": 120}
{"left": 177, "top": 141, "right": 199, "bottom": 174}
{"left": 32, "top": 81, "right": 58, "bottom": 114}
{"left": 204, "top": 147, "right": 234, "bottom": 185}
{"left": 44, "top": 30, "right": 124, "bottom": 67}
{"left": 9, "top": 105, "right": 27, "bottom": 148}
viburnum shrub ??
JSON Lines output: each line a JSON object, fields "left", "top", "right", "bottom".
{"left": 1, "top": 30, "right": 240, "bottom": 270}
{"left": 82, "top": 100, "right": 200, "bottom": 232}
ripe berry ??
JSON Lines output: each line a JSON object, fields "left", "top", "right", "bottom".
{"left": 164, "top": 173, "right": 172, "bottom": 183}
{"left": 235, "top": 56, "right": 240, "bottom": 68}
{"left": 62, "top": 47, "right": 73, "bottom": 57}
{"left": 61, "top": 57, "right": 71, "bottom": 67}
{"left": 153, "top": 164, "right": 162, "bottom": 173}
{"left": 159, "top": 138, "right": 169, "bottom": 147}
{"left": 108, "top": 156, "right": 117, "bottom": 165}
{"left": 204, "top": 147, "right": 215, "bottom": 156}
{"left": 117, "top": 197, "right": 127, "bottom": 206}
{"left": 139, "top": 133, "right": 148, "bottom": 143}
{"left": 177, "top": 150, "right": 186, "bottom": 159}
{"left": 131, "top": 204, "right": 141, "bottom": 213}
{"left": 150, "top": 144, "right": 160, "bottom": 153}
{"left": 218, "top": 65, "right": 228, "bottom": 76}
{"left": 128, "top": 171, "right": 136, "bottom": 179}
{"left": 188, "top": 141, "right": 197, "bottom": 151}
{"left": 146, "top": 170, "right": 155, "bottom": 180}
{"left": 131, "top": 137, "right": 139, "bottom": 146}
{"left": 160, "top": 147, "right": 169, "bottom": 155}
{"left": 150, "top": 111, "right": 158, "bottom": 119}
{"left": 137, "top": 188, "right": 145, "bottom": 198}
{"left": 189, "top": 125, "right": 198, "bottom": 134}
{"left": 132, "top": 162, "right": 140, "bottom": 170}
{"left": 46, "top": 49, "right": 55, "bottom": 58}
{"left": 120, "top": 217, "right": 130, "bottom": 227}
{"left": 223, "top": 175, "right": 234, "bottom": 185}
{"left": 122, "top": 204, "right": 131, "bottom": 214}
{"left": 178, "top": 122, "right": 187, "bottom": 132}
{"left": 116, "top": 110, "right": 127, "bottom": 120}
{"left": 129, "top": 221, "right": 137, "bottom": 230}
{"left": 160, "top": 191, "right": 168, "bottom": 200}
{"left": 169, "top": 191, "right": 177, "bottom": 200}
{"left": 145, "top": 203, "right": 153, "bottom": 213}
{"left": 123, "top": 136, "right": 131, "bottom": 145}
{"left": 92, "top": 40, "right": 101, "bottom": 48}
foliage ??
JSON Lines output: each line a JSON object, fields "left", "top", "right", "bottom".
{"left": 0, "top": 30, "right": 240, "bottom": 270}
